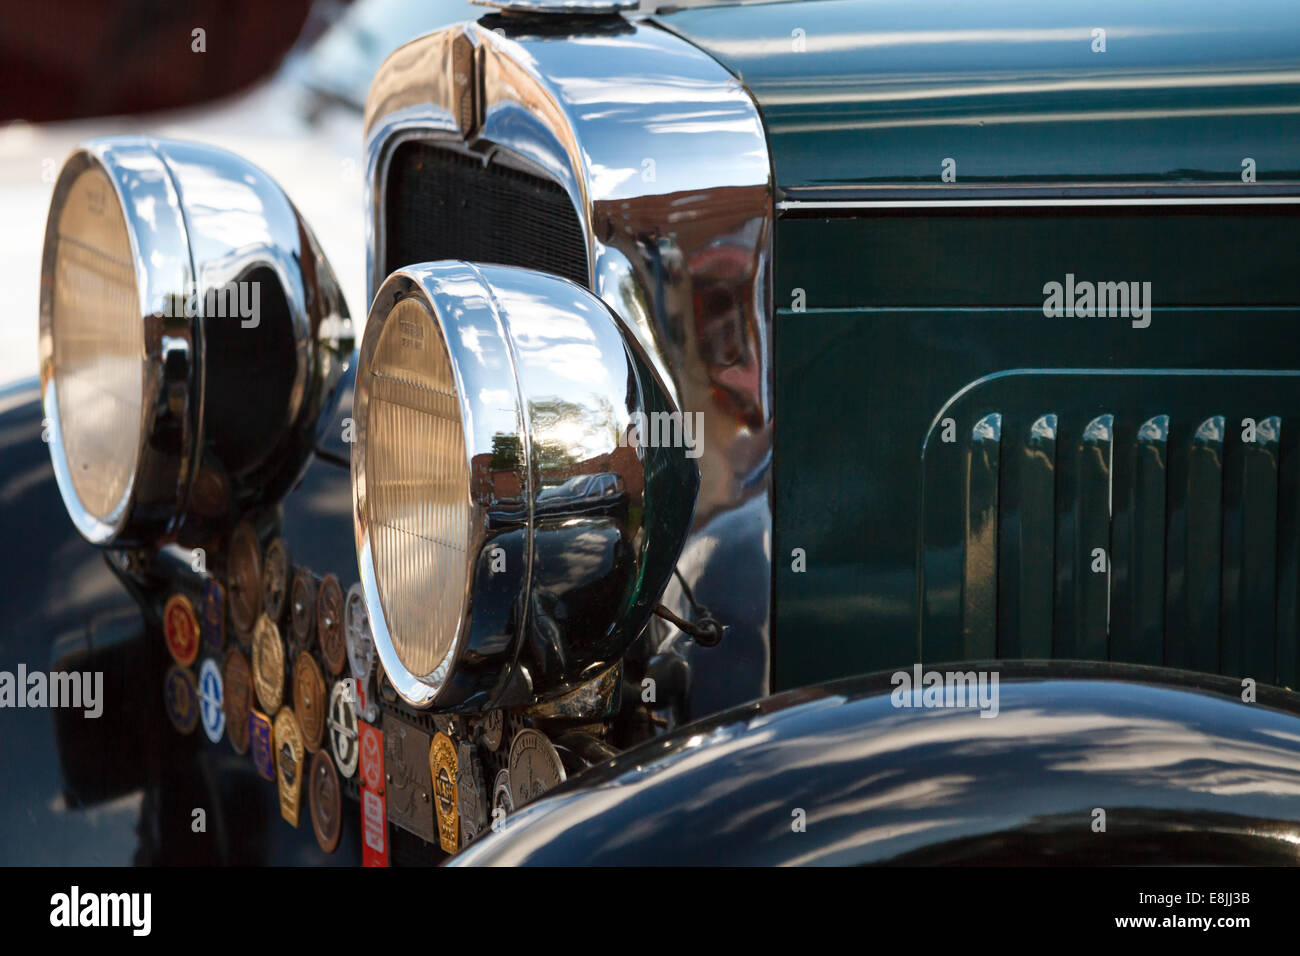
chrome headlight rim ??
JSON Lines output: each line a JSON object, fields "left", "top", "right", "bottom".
{"left": 39, "top": 140, "right": 198, "bottom": 546}
{"left": 353, "top": 264, "right": 530, "bottom": 709}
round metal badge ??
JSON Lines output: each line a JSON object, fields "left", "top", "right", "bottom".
{"left": 493, "top": 768, "right": 514, "bottom": 816}
{"left": 164, "top": 664, "right": 199, "bottom": 735}
{"left": 328, "top": 680, "right": 360, "bottom": 778}
{"left": 227, "top": 520, "right": 262, "bottom": 638}
{"left": 309, "top": 749, "right": 342, "bottom": 854}
{"left": 261, "top": 537, "right": 290, "bottom": 625}
{"left": 163, "top": 593, "right": 201, "bottom": 667}
{"left": 223, "top": 647, "right": 253, "bottom": 754}
{"left": 508, "top": 729, "right": 566, "bottom": 808}
{"left": 198, "top": 657, "right": 226, "bottom": 743}
{"left": 344, "top": 582, "right": 375, "bottom": 680}
{"left": 294, "top": 652, "right": 327, "bottom": 754}
{"left": 317, "top": 573, "right": 346, "bottom": 676}
{"left": 289, "top": 567, "right": 319, "bottom": 653}
{"left": 252, "top": 614, "right": 285, "bottom": 714}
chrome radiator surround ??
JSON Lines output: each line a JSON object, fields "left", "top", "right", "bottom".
{"left": 364, "top": 15, "right": 774, "bottom": 713}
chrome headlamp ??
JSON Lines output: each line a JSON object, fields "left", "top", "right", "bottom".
{"left": 39, "top": 138, "right": 352, "bottom": 546}
{"left": 353, "top": 262, "right": 698, "bottom": 710}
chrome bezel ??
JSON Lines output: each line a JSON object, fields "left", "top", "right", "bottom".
{"left": 364, "top": 20, "right": 775, "bottom": 713}
{"left": 40, "top": 137, "right": 353, "bottom": 547}
{"left": 40, "top": 141, "right": 197, "bottom": 545}
{"left": 354, "top": 261, "right": 698, "bottom": 711}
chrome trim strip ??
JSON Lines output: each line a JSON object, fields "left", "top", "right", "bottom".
{"left": 779, "top": 196, "right": 1300, "bottom": 211}
{"left": 365, "top": 18, "right": 775, "bottom": 713}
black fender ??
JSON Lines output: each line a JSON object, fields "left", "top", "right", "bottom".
{"left": 450, "top": 661, "right": 1300, "bottom": 865}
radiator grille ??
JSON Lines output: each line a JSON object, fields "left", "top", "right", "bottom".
{"left": 383, "top": 141, "right": 588, "bottom": 288}
{"left": 920, "top": 371, "right": 1300, "bottom": 685}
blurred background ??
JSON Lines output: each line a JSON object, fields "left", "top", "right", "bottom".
{"left": 0, "top": 0, "right": 483, "bottom": 387}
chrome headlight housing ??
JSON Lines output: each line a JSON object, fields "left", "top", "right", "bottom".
{"left": 39, "top": 138, "right": 353, "bottom": 546}
{"left": 353, "top": 262, "right": 699, "bottom": 710}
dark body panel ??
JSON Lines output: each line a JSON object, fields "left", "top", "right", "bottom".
{"left": 661, "top": 0, "right": 1300, "bottom": 195}
{"left": 451, "top": 663, "right": 1300, "bottom": 865}
{"left": 0, "top": 378, "right": 360, "bottom": 864}
{"left": 770, "top": 208, "right": 1300, "bottom": 689}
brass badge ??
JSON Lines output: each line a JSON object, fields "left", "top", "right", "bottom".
{"left": 163, "top": 593, "right": 200, "bottom": 667}
{"left": 261, "top": 537, "right": 290, "bottom": 625}
{"left": 430, "top": 732, "right": 460, "bottom": 853}
{"left": 384, "top": 719, "right": 436, "bottom": 843}
{"left": 293, "top": 652, "right": 327, "bottom": 754}
{"left": 309, "top": 749, "right": 342, "bottom": 854}
{"left": 317, "top": 573, "right": 346, "bottom": 676}
{"left": 289, "top": 567, "right": 319, "bottom": 654}
{"left": 227, "top": 519, "right": 262, "bottom": 638}
{"left": 252, "top": 613, "right": 285, "bottom": 714}
{"left": 273, "top": 707, "right": 305, "bottom": 826}
{"left": 222, "top": 647, "right": 253, "bottom": 754}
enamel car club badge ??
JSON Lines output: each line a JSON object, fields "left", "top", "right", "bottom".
{"left": 317, "top": 573, "right": 346, "bottom": 676}
{"left": 429, "top": 732, "right": 459, "bottom": 853}
{"left": 385, "top": 719, "right": 436, "bottom": 843}
{"left": 223, "top": 647, "right": 253, "bottom": 754}
{"left": 343, "top": 583, "right": 378, "bottom": 721}
{"left": 358, "top": 720, "right": 388, "bottom": 867}
{"left": 261, "top": 537, "right": 290, "bottom": 625}
{"left": 293, "top": 652, "right": 327, "bottom": 754}
{"left": 198, "top": 657, "right": 226, "bottom": 744}
{"left": 163, "top": 593, "right": 201, "bottom": 667}
{"left": 164, "top": 664, "right": 199, "bottom": 735}
{"left": 252, "top": 613, "right": 285, "bottom": 714}
{"left": 309, "top": 749, "right": 342, "bottom": 854}
{"left": 274, "top": 707, "right": 305, "bottom": 826}
{"left": 328, "top": 680, "right": 359, "bottom": 778}
{"left": 493, "top": 768, "right": 514, "bottom": 817}
{"left": 201, "top": 578, "right": 225, "bottom": 653}
{"left": 227, "top": 519, "right": 262, "bottom": 639}
{"left": 250, "top": 710, "right": 275, "bottom": 780}
{"left": 508, "top": 728, "right": 566, "bottom": 808}
{"left": 289, "top": 566, "right": 319, "bottom": 654}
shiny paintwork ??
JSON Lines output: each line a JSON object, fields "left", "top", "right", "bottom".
{"left": 353, "top": 262, "right": 699, "bottom": 708}
{"left": 365, "top": 16, "right": 775, "bottom": 720}
{"left": 661, "top": 0, "right": 1300, "bottom": 196}
{"left": 451, "top": 662, "right": 1300, "bottom": 865}
{"left": 653, "top": 0, "right": 1300, "bottom": 689}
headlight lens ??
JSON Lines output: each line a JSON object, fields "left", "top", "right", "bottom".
{"left": 365, "top": 295, "right": 470, "bottom": 678}
{"left": 49, "top": 164, "right": 144, "bottom": 523}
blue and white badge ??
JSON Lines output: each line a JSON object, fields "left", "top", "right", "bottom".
{"left": 199, "top": 657, "right": 226, "bottom": 744}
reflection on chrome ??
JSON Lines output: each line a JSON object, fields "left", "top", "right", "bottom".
{"left": 364, "top": 16, "right": 774, "bottom": 713}
{"left": 353, "top": 262, "right": 699, "bottom": 710}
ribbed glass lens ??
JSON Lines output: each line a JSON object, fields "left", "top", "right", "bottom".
{"left": 51, "top": 165, "right": 143, "bottom": 521}
{"left": 365, "top": 296, "right": 470, "bottom": 678}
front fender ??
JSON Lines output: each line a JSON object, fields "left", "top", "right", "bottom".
{"left": 451, "top": 662, "right": 1300, "bottom": 865}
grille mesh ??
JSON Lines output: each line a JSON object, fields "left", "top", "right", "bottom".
{"left": 384, "top": 142, "right": 589, "bottom": 288}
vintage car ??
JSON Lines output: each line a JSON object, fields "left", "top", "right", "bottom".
{"left": 4, "top": 0, "right": 1300, "bottom": 867}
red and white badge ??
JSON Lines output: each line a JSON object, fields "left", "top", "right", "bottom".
{"left": 358, "top": 720, "right": 388, "bottom": 867}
